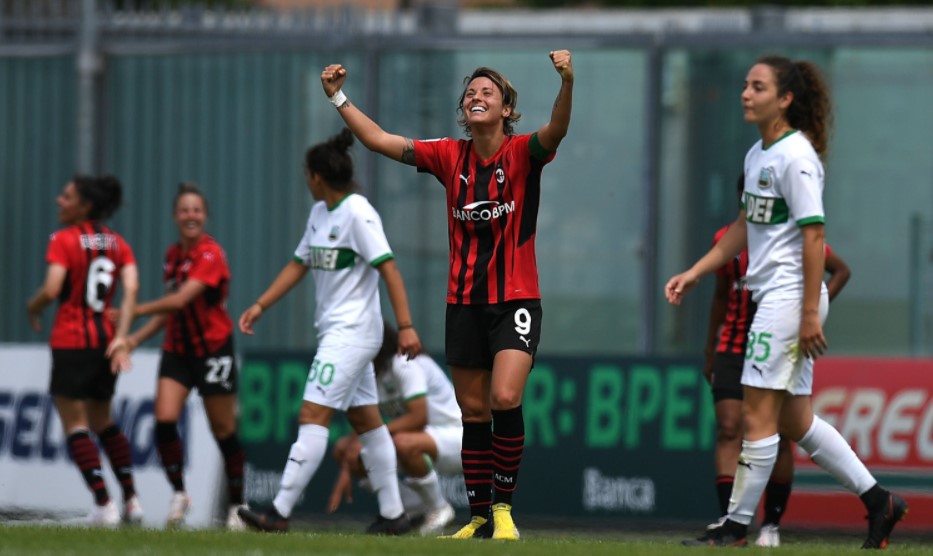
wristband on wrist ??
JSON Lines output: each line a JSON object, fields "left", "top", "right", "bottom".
{"left": 255, "top": 300, "right": 266, "bottom": 311}
{"left": 397, "top": 322, "right": 413, "bottom": 330}
{"left": 328, "top": 89, "right": 348, "bottom": 108}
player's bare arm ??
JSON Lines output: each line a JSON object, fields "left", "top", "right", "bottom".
{"left": 376, "top": 259, "right": 422, "bottom": 358}
{"left": 113, "top": 264, "right": 139, "bottom": 339}
{"left": 327, "top": 466, "right": 354, "bottom": 513}
{"left": 386, "top": 396, "right": 429, "bottom": 435}
{"left": 321, "top": 63, "right": 412, "bottom": 163}
{"left": 118, "top": 314, "right": 167, "bottom": 353}
{"left": 400, "top": 138, "right": 416, "bottom": 166}
{"left": 238, "top": 260, "right": 308, "bottom": 335}
{"left": 824, "top": 249, "right": 851, "bottom": 302}
{"left": 27, "top": 264, "right": 67, "bottom": 332}
{"left": 799, "top": 223, "right": 828, "bottom": 359}
{"left": 666, "top": 212, "right": 747, "bottom": 304}
{"left": 106, "top": 264, "right": 139, "bottom": 372}
{"left": 134, "top": 277, "right": 205, "bottom": 317}
{"left": 537, "top": 50, "right": 574, "bottom": 152}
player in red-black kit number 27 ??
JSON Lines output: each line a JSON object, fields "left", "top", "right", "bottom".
{"left": 109, "top": 183, "right": 247, "bottom": 530}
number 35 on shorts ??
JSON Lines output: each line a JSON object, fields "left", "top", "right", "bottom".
{"left": 745, "top": 331, "right": 772, "bottom": 362}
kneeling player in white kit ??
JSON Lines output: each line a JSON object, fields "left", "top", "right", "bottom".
{"left": 328, "top": 322, "right": 462, "bottom": 536}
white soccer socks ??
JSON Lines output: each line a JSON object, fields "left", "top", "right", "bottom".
{"left": 273, "top": 423, "right": 328, "bottom": 518}
{"left": 727, "top": 434, "right": 780, "bottom": 526}
{"left": 359, "top": 425, "right": 405, "bottom": 520}
{"left": 797, "top": 415, "right": 876, "bottom": 495}
{"left": 406, "top": 469, "right": 448, "bottom": 511}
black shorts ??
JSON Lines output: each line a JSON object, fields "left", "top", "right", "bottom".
{"left": 50, "top": 348, "right": 118, "bottom": 400}
{"left": 445, "top": 299, "right": 542, "bottom": 370}
{"left": 710, "top": 351, "right": 744, "bottom": 403}
{"left": 159, "top": 337, "right": 237, "bottom": 397}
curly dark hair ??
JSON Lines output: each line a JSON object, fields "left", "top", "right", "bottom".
{"left": 756, "top": 55, "right": 833, "bottom": 158}
{"left": 456, "top": 67, "right": 521, "bottom": 137}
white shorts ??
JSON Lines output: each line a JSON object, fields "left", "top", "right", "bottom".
{"left": 302, "top": 338, "right": 381, "bottom": 411}
{"left": 741, "top": 291, "right": 829, "bottom": 395}
{"left": 425, "top": 424, "right": 463, "bottom": 476}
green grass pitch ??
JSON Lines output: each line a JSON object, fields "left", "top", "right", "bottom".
{"left": 1, "top": 523, "right": 931, "bottom": 556}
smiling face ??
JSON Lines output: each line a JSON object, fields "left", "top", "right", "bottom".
{"left": 56, "top": 182, "right": 90, "bottom": 225}
{"left": 174, "top": 192, "right": 207, "bottom": 243}
{"left": 462, "top": 76, "right": 511, "bottom": 132}
{"left": 741, "top": 63, "right": 793, "bottom": 128}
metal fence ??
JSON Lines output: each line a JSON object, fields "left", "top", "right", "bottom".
{"left": 3, "top": 1, "right": 932, "bottom": 357}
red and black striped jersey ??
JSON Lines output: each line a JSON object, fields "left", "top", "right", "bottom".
{"left": 415, "top": 133, "right": 555, "bottom": 305}
{"left": 714, "top": 225, "right": 834, "bottom": 354}
{"left": 46, "top": 222, "right": 136, "bottom": 349}
{"left": 713, "top": 225, "right": 752, "bottom": 355}
{"left": 161, "top": 234, "right": 232, "bottom": 356}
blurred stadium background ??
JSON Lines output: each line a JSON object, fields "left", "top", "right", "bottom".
{"left": 1, "top": 0, "right": 932, "bottom": 536}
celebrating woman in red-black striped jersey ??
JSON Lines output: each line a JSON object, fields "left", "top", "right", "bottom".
{"left": 111, "top": 182, "right": 246, "bottom": 530}
{"left": 321, "top": 50, "right": 574, "bottom": 540}
{"left": 27, "top": 175, "right": 143, "bottom": 526}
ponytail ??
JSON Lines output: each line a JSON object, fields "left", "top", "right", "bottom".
{"left": 304, "top": 128, "right": 356, "bottom": 192}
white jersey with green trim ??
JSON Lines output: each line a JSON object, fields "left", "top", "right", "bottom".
{"left": 294, "top": 193, "right": 392, "bottom": 345}
{"left": 377, "top": 354, "right": 462, "bottom": 428}
{"left": 743, "top": 131, "right": 828, "bottom": 302}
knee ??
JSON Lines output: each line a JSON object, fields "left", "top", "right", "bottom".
{"left": 717, "top": 417, "right": 743, "bottom": 443}
{"left": 778, "top": 422, "right": 808, "bottom": 443}
{"left": 344, "top": 409, "right": 368, "bottom": 431}
{"left": 348, "top": 412, "right": 385, "bottom": 435}
{"left": 490, "top": 388, "right": 522, "bottom": 411}
{"left": 299, "top": 401, "right": 334, "bottom": 427}
{"left": 393, "top": 434, "right": 418, "bottom": 461}
{"left": 91, "top": 421, "right": 117, "bottom": 437}
{"left": 210, "top": 421, "right": 235, "bottom": 440}
{"left": 456, "top": 393, "right": 489, "bottom": 421}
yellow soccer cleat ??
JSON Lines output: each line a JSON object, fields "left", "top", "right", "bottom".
{"left": 492, "top": 503, "right": 520, "bottom": 541}
{"left": 438, "top": 515, "right": 491, "bottom": 539}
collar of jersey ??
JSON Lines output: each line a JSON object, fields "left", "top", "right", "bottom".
{"left": 762, "top": 129, "right": 798, "bottom": 151}
{"left": 327, "top": 192, "right": 354, "bottom": 212}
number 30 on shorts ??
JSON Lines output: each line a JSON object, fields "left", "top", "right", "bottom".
{"left": 745, "top": 331, "right": 772, "bottom": 362}
{"left": 308, "top": 358, "right": 335, "bottom": 386}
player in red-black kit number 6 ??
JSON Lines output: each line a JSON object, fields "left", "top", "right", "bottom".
{"left": 321, "top": 50, "right": 574, "bottom": 540}
{"left": 26, "top": 175, "right": 143, "bottom": 527}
